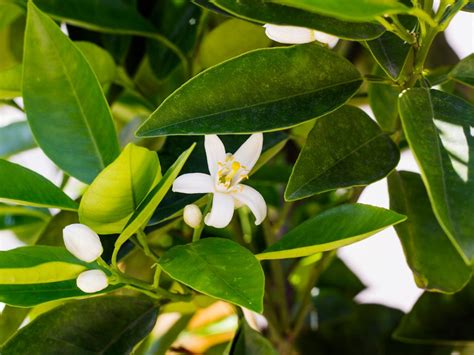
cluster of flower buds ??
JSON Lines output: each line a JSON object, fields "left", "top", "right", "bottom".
{"left": 63, "top": 224, "right": 108, "bottom": 293}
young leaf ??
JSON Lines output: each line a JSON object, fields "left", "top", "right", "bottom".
{"left": 75, "top": 41, "right": 117, "bottom": 86}
{"left": 394, "top": 281, "right": 474, "bottom": 345}
{"left": 79, "top": 144, "right": 161, "bottom": 234}
{"left": 388, "top": 171, "right": 471, "bottom": 293}
{"left": 0, "top": 159, "right": 77, "bottom": 211}
{"left": 207, "top": 0, "right": 384, "bottom": 40}
{"left": 0, "top": 64, "right": 22, "bottom": 99}
{"left": 0, "top": 121, "right": 35, "bottom": 158}
{"left": 258, "top": 204, "right": 406, "bottom": 260}
{"left": 449, "top": 53, "right": 474, "bottom": 87}
{"left": 159, "top": 238, "right": 265, "bottom": 313}
{"left": 0, "top": 246, "right": 116, "bottom": 307}
{"left": 267, "top": 0, "right": 409, "bottom": 22}
{"left": 23, "top": 2, "right": 120, "bottom": 184}
{"left": 137, "top": 44, "right": 362, "bottom": 136}
{"left": 398, "top": 89, "right": 474, "bottom": 261}
{"left": 2, "top": 296, "right": 158, "bottom": 354}
{"left": 285, "top": 106, "right": 400, "bottom": 201}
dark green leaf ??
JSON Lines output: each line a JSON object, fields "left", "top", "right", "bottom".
{"left": 285, "top": 106, "right": 400, "bottom": 200}
{"left": 388, "top": 171, "right": 471, "bottom": 293}
{"left": 0, "top": 159, "right": 77, "bottom": 210}
{"left": 0, "top": 306, "right": 30, "bottom": 345}
{"left": 463, "top": 2, "right": 474, "bottom": 12}
{"left": 0, "top": 121, "right": 35, "bottom": 158}
{"left": 268, "top": 0, "right": 409, "bottom": 22}
{"left": 159, "top": 238, "right": 265, "bottom": 313}
{"left": 3, "top": 296, "right": 158, "bottom": 354}
{"left": 398, "top": 89, "right": 474, "bottom": 261}
{"left": 394, "top": 280, "right": 474, "bottom": 345}
{"left": 228, "top": 318, "right": 277, "bottom": 354}
{"left": 23, "top": 2, "right": 120, "bottom": 183}
{"left": 137, "top": 44, "right": 361, "bottom": 136}
{"left": 208, "top": 0, "right": 384, "bottom": 40}
{"left": 258, "top": 204, "right": 406, "bottom": 260}
{"left": 449, "top": 53, "right": 474, "bottom": 87}
{"left": 368, "top": 68, "right": 400, "bottom": 132}
{"left": 318, "top": 257, "right": 366, "bottom": 298}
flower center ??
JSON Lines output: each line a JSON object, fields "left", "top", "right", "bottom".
{"left": 216, "top": 154, "right": 249, "bottom": 191}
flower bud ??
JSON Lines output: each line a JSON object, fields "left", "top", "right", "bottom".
{"left": 183, "top": 204, "right": 202, "bottom": 229}
{"left": 63, "top": 223, "right": 103, "bottom": 262}
{"left": 263, "top": 24, "right": 338, "bottom": 47}
{"left": 76, "top": 270, "right": 109, "bottom": 293}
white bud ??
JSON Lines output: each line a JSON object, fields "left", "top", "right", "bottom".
{"left": 183, "top": 204, "right": 202, "bottom": 229}
{"left": 314, "top": 31, "right": 339, "bottom": 48}
{"left": 76, "top": 269, "right": 109, "bottom": 293}
{"left": 263, "top": 24, "right": 338, "bottom": 47}
{"left": 63, "top": 223, "right": 103, "bottom": 262}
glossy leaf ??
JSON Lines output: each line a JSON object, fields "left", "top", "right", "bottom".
{"left": 75, "top": 41, "right": 116, "bottom": 86}
{"left": 0, "top": 246, "right": 115, "bottom": 307}
{"left": 3, "top": 296, "right": 158, "bottom": 354}
{"left": 228, "top": 318, "right": 277, "bottom": 354}
{"left": 160, "top": 238, "right": 265, "bottom": 313}
{"left": 0, "top": 121, "right": 35, "bottom": 158}
{"left": 198, "top": 19, "right": 271, "bottom": 69}
{"left": 258, "top": 204, "right": 406, "bottom": 260}
{"left": 207, "top": 0, "right": 384, "bottom": 40}
{"left": 79, "top": 144, "right": 161, "bottom": 234}
{"left": 449, "top": 53, "right": 474, "bottom": 87}
{"left": 388, "top": 171, "right": 471, "bottom": 293}
{"left": 0, "top": 159, "right": 77, "bottom": 210}
{"left": 394, "top": 281, "right": 474, "bottom": 345}
{"left": 398, "top": 89, "right": 474, "bottom": 261}
{"left": 137, "top": 44, "right": 362, "bottom": 136}
{"left": 23, "top": 2, "right": 120, "bottom": 183}
{"left": 268, "top": 0, "right": 409, "bottom": 22}
{"left": 285, "top": 106, "right": 400, "bottom": 200}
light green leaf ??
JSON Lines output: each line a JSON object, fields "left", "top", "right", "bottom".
{"left": 2, "top": 296, "right": 158, "bottom": 354}
{"left": 0, "top": 64, "right": 22, "bottom": 99}
{"left": 0, "top": 4, "right": 24, "bottom": 71}
{"left": 388, "top": 171, "right": 471, "bottom": 293}
{"left": 23, "top": 2, "right": 120, "bottom": 184}
{"left": 198, "top": 19, "right": 271, "bottom": 69}
{"left": 75, "top": 41, "right": 116, "bottom": 86}
{"left": 0, "top": 159, "right": 77, "bottom": 210}
{"left": 267, "top": 0, "right": 409, "bottom": 22}
{"left": 258, "top": 204, "right": 406, "bottom": 260}
{"left": 206, "top": 0, "right": 384, "bottom": 40}
{"left": 449, "top": 53, "right": 474, "bottom": 87}
{"left": 285, "top": 106, "right": 400, "bottom": 201}
{"left": 160, "top": 238, "right": 265, "bottom": 313}
{"left": 0, "top": 121, "right": 35, "bottom": 158}
{"left": 137, "top": 44, "right": 361, "bottom": 136}
{"left": 0, "top": 203, "right": 49, "bottom": 232}
{"left": 398, "top": 88, "right": 474, "bottom": 261}
{"left": 79, "top": 144, "right": 161, "bottom": 234}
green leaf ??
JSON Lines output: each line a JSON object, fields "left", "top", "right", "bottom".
{"left": 258, "top": 204, "right": 406, "bottom": 260}
{"left": 79, "top": 144, "right": 161, "bottom": 234}
{"left": 267, "top": 0, "right": 409, "bottom": 22}
{"left": 0, "top": 306, "right": 30, "bottom": 345}
{"left": 198, "top": 19, "right": 271, "bottom": 69}
{"left": 0, "top": 64, "right": 22, "bottom": 99}
{"left": 0, "top": 204, "right": 49, "bottom": 232}
{"left": 0, "top": 5, "right": 24, "bottom": 71}
{"left": 75, "top": 41, "right": 116, "bottom": 86}
{"left": 368, "top": 68, "right": 400, "bottom": 132}
{"left": 318, "top": 257, "right": 366, "bottom": 298}
{"left": 137, "top": 44, "right": 361, "bottom": 136}
{"left": 285, "top": 106, "right": 400, "bottom": 200}
{"left": 0, "top": 246, "right": 115, "bottom": 307}
{"left": 449, "top": 53, "right": 474, "bottom": 87}
{"left": 2, "top": 296, "right": 158, "bottom": 354}
{"left": 398, "top": 88, "right": 474, "bottom": 261}
{"left": 113, "top": 144, "right": 195, "bottom": 258}
{"left": 394, "top": 280, "right": 474, "bottom": 345}
{"left": 0, "top": 159, "right": 77, "bottom": 210}
{"left": 0, "top": 121, "right": 36, "bottom": 158}
{"left": 207, "top": 0, "right": 384, "bottom": 40}
{"left": 463, "top": 2, "right": 474, "bottom": 12}
{"left": 388, "top": 171, "right": 471, "bottom": 293}
{"left": 160, "top": 238, "right": 264, "bottom": 313}
{"left": 228, "top": 318, "right": 277, "bottom": 354}
{"left": 23, "top": 2, "right": 120, "bottom": 184}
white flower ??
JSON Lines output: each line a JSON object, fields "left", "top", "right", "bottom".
{"left": 63, "top": 223, "right": 103, "bottom": 263}
{"left": 173, "top": 134, "right": 267, "bottom": 229}
{"left": 76, "top": 269, "right": 108, "bottom": 293}
{"left": 183, "top": 204, "right": 203, "bottom": 229}
{"left": 263, "top": 24, "right": 338, "bottom": 47}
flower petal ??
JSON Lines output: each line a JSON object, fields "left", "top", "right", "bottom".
{"left": 233, "top": 133, "right": 263, "bottom": 172}
{"left": 233, "top": 185, "right": 267, "bottom": 225}
{"left": 204, "top": 192, "right": 234, "bottom": 228}
{"left": 314, "top": 31, "right": 339, "bottom": 48}
{"left": 263, "top": 24, "right": 316, "bottom": 44}
{"left": 172, "top": 173, "right": 214, "bottom": 194}
{"left": 205, "top": 135, "right": 226, "bottom": 178}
